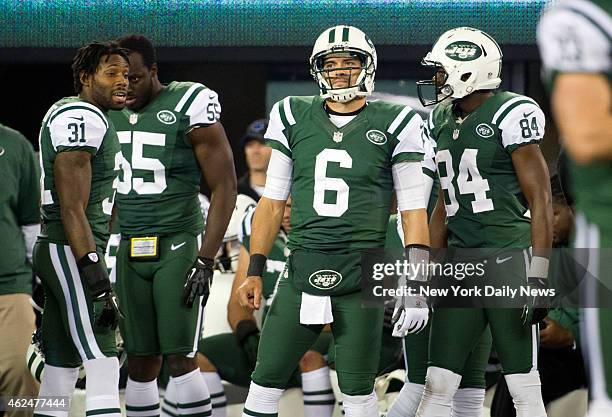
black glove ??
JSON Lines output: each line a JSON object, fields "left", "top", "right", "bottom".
{"left": 182, "top": 257, "right": 214, "bottom": 308}
{"left": 522, "top": 276, "right": 549, "bottom": 325}
{"left": 77, "top": 252, "right": 123, "bottom": 329}
{"left": 93, "top": 291, "right": 123, "bottom": 330}
{"left": 77, "top": 252, "right": 112, "bottom": 297}
{"left": 235, "top": 320, "right": 260, "bottom": 365}
{"left": 382, "top": 305, "right": 396, "bottom": 334}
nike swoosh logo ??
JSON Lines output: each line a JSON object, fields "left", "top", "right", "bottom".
{"left": 69, "top": 116, "right": 84, "bottom": 121}
{"left": 171, "top": 242, "right": 186, "bottom": 251}
{"left": 496, "top": 256, "right": 512, "bottom": 264}
{"left": 523, "top": 111, "right": 535, "bottom": 118}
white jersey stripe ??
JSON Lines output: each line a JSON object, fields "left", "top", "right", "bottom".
{"left": 282, "top": 96, "right": 296, "bottom": 126}
{"left": 396, "top": 113, "right": 423, "bottom": 142}
{"left": 492, "top": 96, "right": 538, "bottom": 124}
{"left": 387, "top": 106, "right": 412, "bottom": 134}
{"left": 174, "top": 83, "right": 204, "bottom": 113}
{"left": 49, "top": 243, "right": 88, "bottom": 360}
{"left": 265, "top": 102, "right": 291, "bottom": 151}
{"left": 47, "top": 102, "right": 108, "bottom": 129}
{"left": 582, "top": 218, "right": 610, "bottom": 401}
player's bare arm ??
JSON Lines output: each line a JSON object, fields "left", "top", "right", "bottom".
{"left": 400, "top": 208, "right": 429, "bottom": 247}
{"left": 429, "top": 187, "right": 447, "bottom": 249}
{"left": 236, "top": 196, "right": 286, "bottom": 310}
{"left": 228, "top": 245, "right": 256, "bottom": 328}
{"left": 553, "top": 73, "right": 612, "bottom": 164}
{"left": 55, "top": 150, "right": 97, "bottom": 259}
{"left": 189, "top": 122, "right": 237, "bottom": 259}
{"left": 512, "top": 143, "right": 553, "bottom": 257}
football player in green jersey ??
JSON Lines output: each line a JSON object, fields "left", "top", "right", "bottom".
{"left": 387, "top": 135, "right": 493, "bottom": 417}
{"left": 414, "top": 27, "right": 553, "bottom": 417}
{"left": 33, "top": 41, "right": 128, "bottom": 417}
{"left": 164, "top": 197, "right": 335, "bottom": 417}
{"left": 236, "top": 25, "right": 430, "bottom": 417}
{"left": 109, "top": 34, "right": 236, "bottom": 417}
{"left": 538, "top": 2, "right": 612, "bottom": 416}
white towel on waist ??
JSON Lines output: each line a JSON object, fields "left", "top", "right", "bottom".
{"left": 300, "top": 292, "right": 334, "bottom": 324}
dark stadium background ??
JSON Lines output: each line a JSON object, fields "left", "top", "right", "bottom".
{"left": 0, "top": 0, "right": 559, "bottom": 188}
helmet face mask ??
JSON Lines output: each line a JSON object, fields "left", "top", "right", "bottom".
{"left": 417, "top": 27, "right": 503, "bottom": 107}
{"left": 310, "top": 26, "right": 377, "bottom": 103}
{"left": 417, "top": 59, "right": 454, "bottom": 107}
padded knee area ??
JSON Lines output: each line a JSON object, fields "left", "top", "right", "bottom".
{"left": 452, "top": 388, "right": 484, "bottom": 417}
{"left": 504, "top": 371, "right": 546, "bottom": 417}
{"left": 415, "top": 366, "right": 461, "bottom": 417}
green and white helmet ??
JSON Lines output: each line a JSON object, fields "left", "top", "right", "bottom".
{"left": 310, "top": 25, "right": 377, "bottom": 103}
{"left": 418, "top": 27, "right": 503, "bottom": 106}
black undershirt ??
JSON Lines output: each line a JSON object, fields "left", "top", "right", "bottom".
{"left": 323, "top": 102, "right": 367, "bottom": 116}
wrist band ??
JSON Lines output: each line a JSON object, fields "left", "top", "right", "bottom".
{"left": 529, "top": 256, "right": 549, "bottom": 279}
{"left": 405, "top": 244, "right": 430, "bottom": 282}
{"left": 197, "top": 256, "right": 215, "bottom": 268}
{"left": 247, "top": 254, "right": 267, "bottom": 277}
{"left": 77, "top": 252, "right": 101, "bottom": 270}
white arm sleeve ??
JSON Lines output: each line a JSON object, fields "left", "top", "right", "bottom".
{"left": 262, "top": 149, "right": 293, "bottom": 200}
{"left": 21, "top": 223, "right": 40, "bottom": 264}
{"left": 393, "top": 161, "right": 426, "bottom": 211}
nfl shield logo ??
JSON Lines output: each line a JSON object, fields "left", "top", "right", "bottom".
{"left": 452, "top": 129, "right": 460, "bottom": 140}
{"left": 129, "top": 113, "right": 138, "bottom": 125}
{"left": 333, "top": 131, "right": 343, "bottom": 143}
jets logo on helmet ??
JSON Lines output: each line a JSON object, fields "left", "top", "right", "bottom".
{"left": 310, "top": 25, "right": 377, "bottom": 103}
{"left": 417, "top": 27, "right": 503, "bottom": 106}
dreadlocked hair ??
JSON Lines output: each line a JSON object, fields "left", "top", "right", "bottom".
{"left": 71, "top": 41, "right": 129, "bottom": 94}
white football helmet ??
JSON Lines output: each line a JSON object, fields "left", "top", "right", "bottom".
{"left": 310, "top": 25, "right": 377, "bottom": 103}
{"left": 417, "top": 27, "right": 503, "bottom": 106}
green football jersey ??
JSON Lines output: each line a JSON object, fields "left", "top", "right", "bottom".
{"left": 238, "top": 204, "right": 288, "bottom": 301}
{"left": 38, "top": 97, "right": 120, "bottom": 250}
{"left": 266, "top": 96, "right": 424, "bottom": 252}
{"left": 424, "top": 92, "right": 545, "bottom": 248}
{"left": 109, "top": 81, "right": 221, "bottom": 236}
{"left": 0, "top": 124, "right": 39, "bottom": 294}
{"left": 538, "top": 0, "right": 611, "bottom": 228}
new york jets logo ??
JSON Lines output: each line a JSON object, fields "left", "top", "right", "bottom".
{"left": 309, "top": 269, "right": 343, "bottom": 290}
{"left": 475, "top": 123, "right": 494, "bottom": 138}
{"left": 445, "top": 41, "right": 482, "bottom": 61}
{"left": 366, "top": 130, "right": 387, "bottom": 145}
{"left": 157, "top": 110, "right": 176, "bottom": 125}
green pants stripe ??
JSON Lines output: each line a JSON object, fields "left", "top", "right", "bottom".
{"left": 576, "top": 213, "right": 612, "bottom": 401}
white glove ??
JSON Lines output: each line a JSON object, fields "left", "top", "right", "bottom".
{"left": 392, "top": 296, "right": 429, "bottom": 337}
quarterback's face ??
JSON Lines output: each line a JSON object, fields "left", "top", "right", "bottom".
{"left": 125, "top": 52, "right": 155, "bottom": 111}
{"left": 89, "top": 54, "right": 129, "bottom": 111}
{"left": 322, "top": 55, "right": 362, "bottom": 89}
